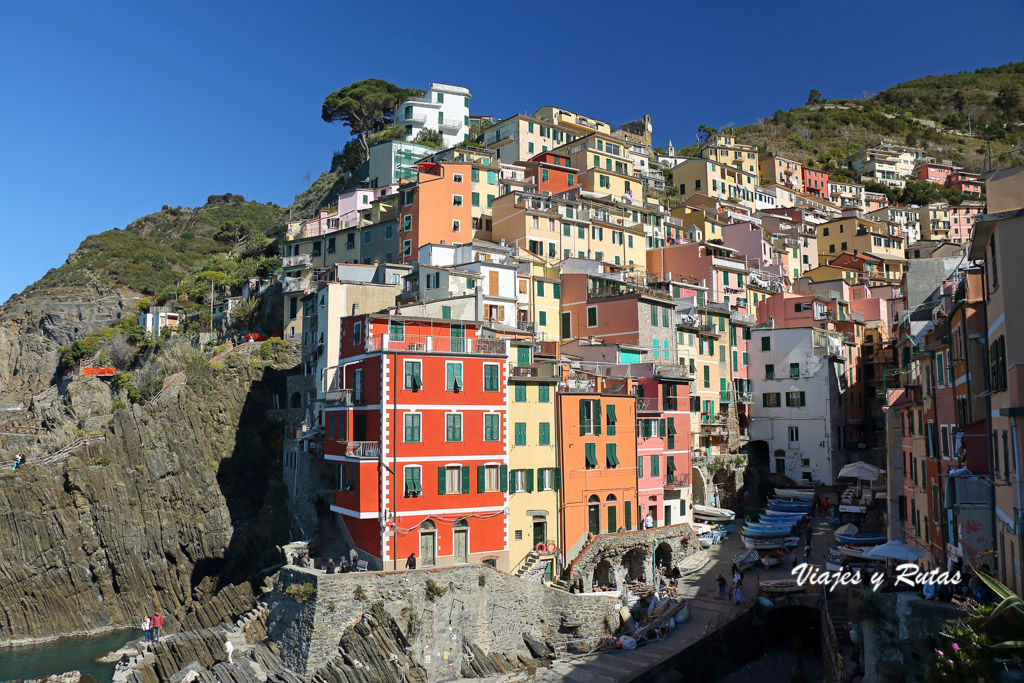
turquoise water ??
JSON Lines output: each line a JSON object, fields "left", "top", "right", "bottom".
{"left": 0, "top": 630, "right": 135, "bottom": 683}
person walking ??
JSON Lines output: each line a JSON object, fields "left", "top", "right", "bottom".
{"left": 804, "top": 542, "right": 812, "bottom": 563}
{"left": 734, "top": 579, "right": 744, "bottom": 605}
{"left": 822, "top": 497, "right": 830, "bottom": 515}
{"left": 12, "top": 453, "right": 23, "bottom": 470}
{"left": 716, "top": 574, "right": 727, "bottom": 600}
{"left": 405, "top": 553, "right": 416, "bottom": 570}
{"left": 142, "top": 615, "right": 151, "bottom": 643}
{"left": 349, "top": 547, "right": 359, "bottom": 567}
{"left": 644, "top": 513, "right": 654, "bottom": 530}
{"left": 326, "top": 558, "right": 335, "bottom": 574}
{"left": 151, "top": 612, "right": 163, "bottom": 641}
{"left": 225, "top": 638, "right": 234, "bottom": 664}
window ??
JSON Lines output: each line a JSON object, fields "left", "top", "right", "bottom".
{"left": 484, "top": 413, "right": 500, "bottom": 442}
{"left": 580, "top": 399, "right": 599, "bottom": 435}
{"left": 445, "top": 362, "right": 463, "bottom": 391}
{"left": 514, "top": 422, "right": 527, "bottom": 446}
{"left": 484, "top": 364, "right": 499, "bottom": 392}
{"left": 452, "top": 195, "right": 463, "bottom": 206}
{"left": 765, "top": 364, "right": 775, "bottom": 380}
{"left": 790, "top": 363, "right": 800, "bottom": 378}
{"left": 445, "top": 414, "right": 463, "bottom": 442}
{"left": 587, "top": 306, "right": 598, "bottom": 327}
{"left": 452, "top": 173, "right": 463, "bottom": 184}
{"left": 452, "top": 220, "right": 461, "bottom": 232}
{"left": 763, "top": 392, "right": 781, "bottom": 408}
{"left": 363, "top": 231, "right": 372, "bottom": 245}
{"left": 703, "top": 366, "right": 710, "bottom": 388}
{"left": 785, "top": 391, "right": 806, "bottom": 407}
{"left": 404, "top": 466, "right": 422, "bottom": 496}
{"left": 482, "top": 464, "right": 500, "bottom": 492}
{"left": 512, "top": 469, "right": 527, "bottom": 492}
{"left": 404, "top": 414, "right": 422, "bottom": 442}
{"left": 584, "top": 443, "right": 597, "bottom": 469}
{"left": 606, "top": 443, "right": 619, "bottom": 468}
{"left": 444, "top": 465, "right": 464, "bottom": 495}
{"left": 472, "top": 192, "right": 480, "bottom": 207}
{"left": 788, "top": 426, "right": 799, "bottom": 443}
{"left": 538, "top": 385, "right": 550, "bottom": 402}
{"left": 539, "top": 422, "right": 551, "bottom": 445}
{"left": 404, "top": 361, "right": 422, "bottom": 390}
{"left": 651, "top": 454, "right": 660, "bottom": 477}
{"left": 761, "top": 336, "right": 771, "bottom": 351}
{"left": 441, "top": 305, "right": 452, "bottom": 320}
{"left": 515, "top": 384, "right": 527, "bottom": 402}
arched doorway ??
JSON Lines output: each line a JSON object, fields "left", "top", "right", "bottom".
{"left": 593, "top": 558, "right": 614, "bottom": 588}
{"left": 655, "top": 542, "right": 673, "bottom": 571}
{"left": 621, "top": 548, "right": 648, "bottom": 583}
{"left": 692, "top": 467, "right": 707, "bottom": 506}
{"left": 453, "top": 518, "right": 469, "bottom": 564}
{"left": 588, "top": 495, "right": 600, "bottom": 536}
{"left": 290, "top": 392, "right": 302, "bottom": 408}
{"left": 419, "top": 520, "right": 436, "bottom": 567}
{"left": 606, "top": 494, "right": 618, "bottom": 533}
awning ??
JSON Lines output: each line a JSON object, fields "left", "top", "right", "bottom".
{"left": 666, "top": 456, "right": 676, "bottom": 472}
{"left": 667, "top": 420, "right": 677, "bottom": 435}
{"left": 585, "top": 450, "right": 598, "bottom": 467}
{"left": 607, "top": 450, "right": 620, "bottom": 467}
{"left": 607, "top": 404, "right": 617, "bottom": 421}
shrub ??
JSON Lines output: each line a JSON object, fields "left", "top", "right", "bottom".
{"left": 401, "top": 606, "right": 421, "bottom": 636}
{"left": 259, "top": 337, "right": 288, "bottom": 360}
{"left": 353, "top": 585, "right": 367, "bottom": 601}
{"left": 111, "top": 399, "right": 127, "bottom": 412}
{"left": 478, "top": 574, "right": 486, "bottom": 587}
{"left": 425, "top": 578, "right": 448, "bottom": 600}
{"left": 284, "top": 582, "right": 316, "bottom": 603}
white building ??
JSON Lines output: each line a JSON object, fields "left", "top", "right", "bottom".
{"left": 139, "top": 307, "right": 180, "bottom": 335}
{"left": 395, "top": 83, "right": 472, "bottom": 148}
{"left": 748, "top": 326, "right": 847, "bottom": 484}
{"left": 366, "top": 140, "right": 437, "bottom": 189}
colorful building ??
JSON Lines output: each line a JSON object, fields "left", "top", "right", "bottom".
{"left": 395, "top": 82, "right": 472, "bottom": 147}
{"left": 802, "top": 167, "right": 830, "bottom": 200}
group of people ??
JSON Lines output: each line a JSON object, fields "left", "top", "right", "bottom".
{"left": 811, "top": 495, "right": 831, "bottom": 518}
{"left": 290, "top": 547, "right": 362, "bottom": 573}
{"left": 716, "top": 565, "right": 745, "bottom": 605}
{"left": 140, "top": 612, "right": 163, "bottom": 643}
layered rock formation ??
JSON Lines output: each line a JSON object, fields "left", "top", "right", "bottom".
{"left": 0, "top": 345, "right": 295, "bottom": 645}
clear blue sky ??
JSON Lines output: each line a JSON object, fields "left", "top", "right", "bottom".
{"left": 2, "top": 0, "right": 1022, "bottom": 303}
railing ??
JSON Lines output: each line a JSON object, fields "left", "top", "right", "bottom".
{"left": 282, "top": 278, "right": 309, "bottom": 294}
{"left": 403, "top": 114, "right": 427, "bottom": 124}
{"left": 700, "top": 413, "right": 726, "bottom": 425}
{"left": 296, "top": 425, "right": 323, "bottom": 441}
{"left": 720, "top": 390, "right": 734, "bottom": 403}
{"left": 336, "top": 441, "right": 382, "bottom": 460}
{"left": 665, "top": 472, "right": 691, "bottom": 487}
{"left": 364, "top": 335, "right": 506, "bottom": 356}
{"left": 283, "top": 254, "right": 312, "bottom": 269}
{"left": 736, "top": 391, "right": 754, "bottom": 404}
{"left": 516, "top": 321, "right": 535, "bottom": 333}
{"left": 900, "top": 367, "right": 921, "bottom": 386}
{"left": 698, "top": 324, "right": 720, "bottom": 336}
{"left": 636, "top": 398, "right": 660, "bottom": 413}
{"left": 438, "top": 117, "right": 463, "bottom": 130}
{"left": 511, "top": 364, "right": 557, "bottom": 378}
{"left": 732, "top": 312, "right": 757, "bottom": 325}
{"left": 588, "top": 284, "right": 672, "bottom": 302}
{"left": 655, "top": 363, "right": 693, "bottom": 380}
{"left": 560, "top": 375, "right": 596, "bottom": 394}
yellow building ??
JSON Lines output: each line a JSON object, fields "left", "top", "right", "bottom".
{"left": 692, "top": 305, "right": 733, "bottom": 457}
{"left": 517, "top": 260, "right": 562, "bottom": 341}
{"left": 481, "top": 114, "right": 578, "bottom": 165}
{"left": 919, "top": 203, "right": 952, "bottom": 241}
{"left": 507, "top": 340, "right": 561, "bottom": 581}
{"left": 700, "top": 133, "right": 759, "bottom": 176}
{"left": 554, "top": 132, "right": 642, "bottom": 204}
{"left": 816, "top": 216, "right": 905, "bottom": 261}
{"left": 533, "top": 106, "right": 612, "bottom": 137}
{"left": 671, "top": 159, "right": 757, "bottom": 210}
{"left": 669, "top": 205, "right": 727, "bottom": 242}
{"left": 490, "top": 191, "right": 647, "bottom": 267}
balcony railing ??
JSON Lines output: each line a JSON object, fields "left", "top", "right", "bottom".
{"left": 283, "top": 254, "right": 312, "bottom": 269}
{"left": 736, "top": 391, "right": 754, "bottom": 404}
{"left": 698, "top": 324, "right": 721, "bottom": 336}
{"left": 296, "top": 425, "right": 323, "bottom": 441}
{"left": 516, "top": 321, "right": 535, "bottom": 333}
{"left": 700, "top": 413, "right": 726, "bottom": 425}
{"left": 731, "top": 312, "right": 757, "bottom": 325}
{"left": 655, "top": 363, "right": 693, "bottom": 380}
{"left": 720, "top": 390, "right": 734, "bottom": 403}
{"left": 665, "top": 472, "right": 691, "bottom": 488}
{"left": 336, "top": 441, "right": 382, "bottom": 460}
{"left": 900, "top": 367, "right": 922, "bottom": 386}
{"left": 365, "top": 335, "right": 507, "bottom": 356}
{"left": 511, "top": 364, "right": 557, "bottom": 378}
{"left": 438, "top": 117, "right": 463, "bottom": 130}
{"left": 282, "top": 278, "right": 309, "bottom": 294}
{"left": 560, "top": 374, "right": 596, "bottom": 394}
{"left": 636, "top": 397, "right": 660, "bottom": 413}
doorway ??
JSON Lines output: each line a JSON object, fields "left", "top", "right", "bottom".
{"left": 664, "top": 504, "right": 672, "bottom": 526}
{"left": 454, "top": 518, "right": 468, "bottom": 564}
{"left": 588, "top": 495, "right": 600, "bottom": 535}
{"left": 533, "top": 520, "right": 546, "bottom": 549}
{"left": 419, "top": 520, "right": 436, "bottom": 567}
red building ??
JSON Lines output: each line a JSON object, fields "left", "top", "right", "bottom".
{"left": 634, "top": 372, "right": 693, "bottom": 526}
{"left": 324, "top": 315, "right": 510, "bottom": 570}
{"left": 946, "top": 172, "right": 983, "bottom": 196}
{"left": 802, "top": 168, "right": 830, "bottom": 200}
{"left": 520, "top": 151, "right": 579, "bottom": 195}
{"left": 913, "top": 163, "right": 954, "bottom": 185}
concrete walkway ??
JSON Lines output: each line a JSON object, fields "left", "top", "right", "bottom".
{"left": 514, "top": 512, "right": 833, "bottom": 682}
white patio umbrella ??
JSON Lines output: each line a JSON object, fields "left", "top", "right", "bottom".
{"left": 838, "top": 461, "right": 885, "bottom": 480}
{"left": 865, "top": 540, "right": 926, "bottom": 562}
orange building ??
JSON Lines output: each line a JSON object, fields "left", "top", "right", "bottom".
{"left": 556, "top": 373, "right": 638, "bottom": 559}
{"left": 398, "top": 161, "right": 474, "bottom": 262}
{"left": 520, "top": 151, "right": 579, "bottom": 195}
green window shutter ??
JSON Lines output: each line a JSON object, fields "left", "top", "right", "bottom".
{"left": 594, "top": 399, "right": 602, "bottom": 435}
{"left": 412, "top": 467, "right": 422, "bottom": 494}
{"left": 477, "top": 465, "right": 486, "bottom": 493}
{"left": 662, "top": 309, "right": 669, "bottom": 327}
{"left": 499, "top": 464, "right": 508, "bottom": 492}
{"left": 405, "top": 467, "right": 414, "bottom": 494}
{"left": 624, "top": 504, "right": 632, "bottom": 531}
{"left": 584, "top": 443, "right": 597, "bottom": 467}
{"left": 606, "top": 403, "right": 616, "bottom": 436}
{"left": 720, "top": 377, "right": 726, "bottom": 391}
{"left": 461, "top": 465, "right": 470, "bottom": 494}
{"left": 651, "top": 455, "right": 660, "bottom": 477}
{"left": 579, "top": 400, "right": 588, "bottom": 429}
{"left": 515, "top": 384, "right": 526, "bottom": 401}
{"left": 539, "top": 422, "right": 550, "bottom": 445}
{"left": 446, "top": 363, "right": 455, "bottom": 390}
{"left": 659, "top": 419, "right": 666, "bottom": 437}
{"left": 553, "top": 283, "right": 560, "bottom": 299}
{"left": 438, "top": 466, "right": 446, "bottom": 495}
{"left": 553, "top": 468, "right": 561, "bottom": 490}
{"left": 518, "top": 345, "right": 531, "bottom": 364}
{"left": 509, "top": 469, "right": 518, "bottom": 493}
{"left": 525, "top": 469, "right": 534, "bottom": 492}
{"left": 442, "top": 306, "right": 451, "bottom": 320}
{"left": 537, "top": 281, "right": 545, "bottom": 297}
{"left": 538, "top": 385, "right": 549, "bottom": 402}
{"left": 472, "top": 192, "right": 480, "bottom": 207}
{"left": 651, "top": 305, "right": 658, "bottom": 325}
{"left": 472, "top": 168, "right": 479, "bottom": 182}
{"left": 638, "top": 455, "right": 644, "bottom": 477}
{"left": 606, "top": 443, "right": 618, "bottom": 467}
{"left": 515, "top": 422, "right": 526, "bottom": 446}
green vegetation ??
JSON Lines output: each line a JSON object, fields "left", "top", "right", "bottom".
{"left": 353, "top": 585, "right": 367, "bottom": 601}
{"left": 425, "top": 578, "right": 448, "bottom": 600}
{"left": 716, "top": 61, "right": 1024, "bottom": 174}
{"left": 321, "top": 79, "right": 423, "bottom": 157}
{"left": 259, "top": 337, "right": 288, "bottom": 361}
{"left": 284, "top": 582, "right": 316, "bottom": 603}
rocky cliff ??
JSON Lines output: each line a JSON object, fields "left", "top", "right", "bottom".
{"left": 0, "top": 344, "right": 295, "bottom": 645}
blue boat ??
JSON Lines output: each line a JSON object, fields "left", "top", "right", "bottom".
{"left": 835, "top": 532, "right": 887, "bottom": 546}
{"left": 769, "top": 497, "right": 813, "bottom": 508}
{"left": 744, "top": 521, "right": 796, "bottom": 532}
{"left": 741, "top": 526, "right": 796, "bottom": 538}
{"left": 768, "top": 500, "right": 812, "bottom": 513}
{"left": 760, "top": 511, "right": 805, "bottom": 521}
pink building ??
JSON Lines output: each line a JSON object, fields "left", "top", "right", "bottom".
{"left": 949, "top": 202, "right": 984, "bottom": 244}
{"left": 802, "top": 168, "right": 830, "bottom": 200}
{"left": 646, "top": 243, "right": 749, "bottom": 307}
{"left": 760, "top": 155, "right": 804, "bottom": 191}
{"left": 722, "top": 222, "right": 782, "bottom": 276}
{"left": 946, "top": 172, "right": 982, "bottom": 196}
{"left": 913, "top": 163, "right": 954, "bottom": 185}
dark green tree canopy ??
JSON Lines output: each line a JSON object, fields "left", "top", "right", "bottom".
{"left": 321, "top": 79, "right": 423, "bottom": 156}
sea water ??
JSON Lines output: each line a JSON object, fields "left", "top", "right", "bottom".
{"left": 0, "top": 630, "right": 135, "bottom": 683}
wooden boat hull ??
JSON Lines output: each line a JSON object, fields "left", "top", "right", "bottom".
{"left": 693, "top": 504, "right": 736, "bottom": 522}
{"left": 835, "top": 533, "right": 887, "bottom": 546}
{"left": 741, "top": 526, "right": 796, "bottom": 538}
{"left": 743, "top": 536, "right": 800, "bottom": 550}
{"left": 759, "top": 580, "right": 804, "bottom": 594}
{"left": 774, "top": 488, "right": 816, "bottom": 500}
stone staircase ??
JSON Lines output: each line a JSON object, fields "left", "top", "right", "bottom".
{"left": 514, "top": 551, "right": 540, "bottom": 577}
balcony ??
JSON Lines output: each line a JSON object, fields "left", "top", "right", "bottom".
{"left": 559, "top": 373, "right": 596, "bottom": 394}
{"left": 700, "top": 413, "right": 726, "bottom": 425}
{"left": 720, "top": 390, "right": 734, "bottom": 403}
{"left": 511, "top": 364, "right": 557, "bottom": 378}
{"left": 283, "top": 254, "right": 312, "bottom": 269}
{"left": 900, "top": 367, "right": 922, "bottom": 387}
{"left": 698, "top": 324, "right": 721, "bottom": 337}
{"left": 296, "top": 425, "right": 323, "bottom": 441}
{"left": 636, "top": 397, "right": 661, "bottom": 413}
{"left": 655, "top": 363, "right": 693, "bottom": 380}
{"left": 364, "top": 334, "right": 507, "bottom": 356}
{"left": 665, "top": 472, "right": 691, "bottom": 488}
{"left": 736, "top": 391, "right": 754, "bottom": 404}
{"left": 731, "top": 312, "right": 757, "bottom": 325}
{"left": 588, "top": 284, "right": 672, "bottom": 302}
{"left": 438, "top": 117, "right": 463, "bottom": 131}
{"left": 336, "top": 441, "right": 382, "bottom": 460}
{"left": 516, "top": 321, "right": 535, "bottom": 333}
{"left": 282, "top": 278, "right": 309, "bottom": 294}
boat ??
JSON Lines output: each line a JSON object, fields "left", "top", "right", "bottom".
{"left": 698, "top": 531, "right": 722, "bottom": 548}
{"left": 743, "top": 536, "right": 800, "bottom": 550}
{"left": 837, "top": 545, "right": 885, "bottom": 560}
{"left": 768, "top": 500, "right": 813, "bottom": 513}
{"left": 774, "top": 488, "right": 816, "bottom": 500}
{"left": 693, "top": 504, "right": 736, "bottom": 522}
{"left": 760, "top": 510, "right": 806, "bottom": 519}
{"left": 769, "top": 496, "right": 813, "bottom": 507}
{"left": 733, "top": 548, "right": 759, "bottom": 571}
{"left": 835, "top": 533, "right": 887, "bottom": 546}
{"left": 678, "top": 551, "right": 710, "bottom": 576}
{"left": 759, "top": 550, "right": 784, "bottom": 568}
{"left": 743, "top": 523, "right": 796, "bottom": 534}
{"left": 716, "top": 523, "right": 735, "bottom": 536}
{"left": 759, "top": 578, "right": 805, "bottom": 594}
{"left": 741, "top": 526, "right": 797, "bottom": 538}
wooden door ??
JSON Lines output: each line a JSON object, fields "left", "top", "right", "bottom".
{"left": 454, "top": 530, "right": 468, "bottom": 564}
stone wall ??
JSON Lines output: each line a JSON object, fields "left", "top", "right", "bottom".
{"left": 565, "top": 523, "right": 697, "bottom": 588}
{"left": 268, "top": 565, "right": 623, "bottom": 679}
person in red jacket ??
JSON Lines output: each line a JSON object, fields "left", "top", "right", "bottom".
{"left": 151, "top": 612, "right": 163, "bottom": 642}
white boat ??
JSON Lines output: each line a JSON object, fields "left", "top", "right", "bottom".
{"left": 759, "top": 578, "right": 805, "bottom": 594}
{"left": 733, "top": 548, "right": 759, "bottom": 571}
{"left": 743, "top": 536, "right": 800, "bottom": 550}
{"left": 678, "top": 551, "right": 710, "bottom": 575}
{"left": 693, "top": 504, "right": 736, "bottom": 522}
{"left": 760, "top": 554, "right": 783, "bottom": 568}
{"left": 837, "top": 545, "right": 884, "bottom": 561}
{"left": 774, "top": 488, "right": 816, "bottom": 501}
